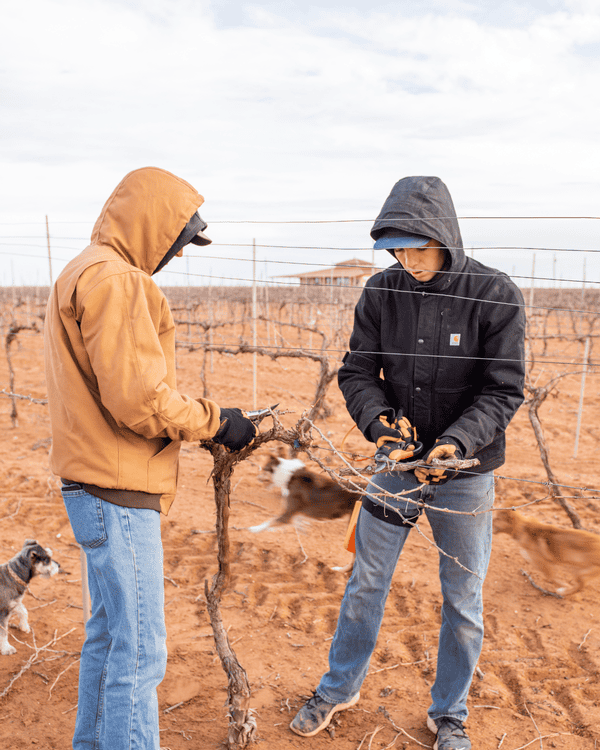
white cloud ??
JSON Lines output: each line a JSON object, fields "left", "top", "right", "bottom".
{"left": 0, "top": 0, "right": 598, "bottom": 287}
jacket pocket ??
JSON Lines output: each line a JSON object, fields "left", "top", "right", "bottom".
{"left": 436, "top": 312, "right": 478, "bottom": 387}
{"left": 147, "top": 438, "right": 180, "bottom": 493}
{"left": 62, "top": 491, "right": 108, "bottom": 548}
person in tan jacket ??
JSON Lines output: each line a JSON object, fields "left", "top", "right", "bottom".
{"left": 44, "top": 167, "right": 256, "bottom": 750}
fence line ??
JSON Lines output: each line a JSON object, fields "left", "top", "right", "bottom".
{"left": 0, "top": 291, "right": 598, "bottom": 368}
{"left": 1, "top": 281, "right": 599, "bottom": 320}
{"left": 0, "top": 286, "right": 597, "bottom": 502}
{"left": 163, "top": 272, "right": 600, "bottom": 317}
{"left": 1, "top": 214, "right": 599, "bottom": 227}
{"left": 0, "top": 385, "right": 598, "bottom": 500}
{"left": 3, "top": 238, "right": 600, "bottom": 255}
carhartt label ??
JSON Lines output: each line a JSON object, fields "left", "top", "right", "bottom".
{"left": 450, "top": 333, "right": 461, "bottom": 346}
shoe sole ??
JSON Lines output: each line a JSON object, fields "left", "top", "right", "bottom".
{"left": 289, "top": 693, "right": 360, "bottom": 737}
{"left": 427, "top": 716, "right": 439, "bottom": 749}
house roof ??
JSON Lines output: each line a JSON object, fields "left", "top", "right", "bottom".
{"left": 278, "top": 258, "right": 376, "bottom": 279}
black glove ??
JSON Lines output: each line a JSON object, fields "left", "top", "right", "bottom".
{"left": 414, "top": 437, "right": 464, "bottom": 485}
{"left": 212, "top": 408, "right": 257, "bottom": 452}
{"left": 367, "top": 413, "right": 419, "bottom": 461}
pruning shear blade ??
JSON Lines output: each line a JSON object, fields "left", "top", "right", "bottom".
{"left": 244, "top": 403, "right": 279, "bottom": 424}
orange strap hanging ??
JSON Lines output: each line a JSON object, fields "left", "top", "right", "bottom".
{"left": 340, "top": 423, "right": 375, "bottom": 463}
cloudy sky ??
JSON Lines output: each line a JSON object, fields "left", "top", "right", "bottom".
{"left": 1, "top": 0, "right": 598, "bottom": 290}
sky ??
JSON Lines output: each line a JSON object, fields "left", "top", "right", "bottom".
{"left": 1, "top": 0, "right": 599, "bottom": 291}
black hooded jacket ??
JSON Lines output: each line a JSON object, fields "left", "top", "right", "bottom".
{"left": 338, "top": 176, "right": 526, "bottom": 474}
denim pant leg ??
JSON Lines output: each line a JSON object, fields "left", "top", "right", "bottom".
{"left": 317, "top": 471, "right": 420, "bottom": 703}
{"left": 63, "top": 489, "right": 167, "bottom": 750}
{"left": 75, "top": 555, "right": 110, "bottom": 749}
{"left": 423, "top": 472, "right": 494, "bottom": 723}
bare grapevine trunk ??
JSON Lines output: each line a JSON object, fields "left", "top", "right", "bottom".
{"left": 526, "top": 384, "right": 583, "bottom": 529}
{"left": 5, "top": 321, "right": 38, "bottom": 428}
{"left": 308, "top": 357, "right": 337, "bottom": 421}
{"left": 198, "top": 415, "right": 316, "bottom": 746}
{"left": 204, "top": 444, "right": 256, "bottom": 748}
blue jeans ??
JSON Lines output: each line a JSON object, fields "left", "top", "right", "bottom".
{"left": 317, "top": 470, "right": 494, "bottom": 723}
{"left": 62, "top": 489, "right": 167, "bottom": 750}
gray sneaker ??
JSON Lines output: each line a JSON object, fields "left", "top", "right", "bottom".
{"left": 427, "top": 716, "right": 471, "bottom": 750}
{"left": 290, "top": 691, "right": 360, "bottom": 737}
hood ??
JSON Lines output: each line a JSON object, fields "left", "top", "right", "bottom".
{"left": 370, "top": 176, "right": 465, "bottom": 278}
{"left": 90, "top": 167, "right": 204, "bottom": 276}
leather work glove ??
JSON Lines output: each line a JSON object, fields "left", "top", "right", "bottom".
{"left": 414, "top": 437, "right": 463, "bottom": 485}
{"left": 368, "top": 413, "right": 419, "bottom": 461}
{"left": 212, "top": 408, "right": 258, "bottom": 452}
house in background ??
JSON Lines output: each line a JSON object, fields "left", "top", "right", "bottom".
{"left": 281, "top": 258, "right": 376, "bottom": 287}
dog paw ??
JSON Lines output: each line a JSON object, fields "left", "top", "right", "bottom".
{"left": 18, "top": 623, "right": 31, "bottom": 634}
{"left": 248, "top": 521, "right": 271, "bottom": 533}
{"left": 331, "top": 563, "right": 353, "bottom": 573}
{"left": 1, "top": 643, "right": 17, "bottom": 656}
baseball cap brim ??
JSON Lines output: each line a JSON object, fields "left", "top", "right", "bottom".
{"left": 189, "top": 229, "right": 212, "bottom": 246}
{"left": 373, "top": 234, "right": 429, "bottom": 250}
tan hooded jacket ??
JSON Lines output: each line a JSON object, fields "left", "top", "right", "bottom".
{"left": 44, "top": 167, "right": 221, "bottom": 514}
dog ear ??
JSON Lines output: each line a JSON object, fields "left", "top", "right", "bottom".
{"left": 23, "top": 538, "right": 38, "bottom": 547}
{"left": 276, "top": 445, "right": 287, "bottom": 458}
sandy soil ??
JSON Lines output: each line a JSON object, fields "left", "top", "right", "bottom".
{"left": 0, "top": 324, "right": 599, "bottom": 750}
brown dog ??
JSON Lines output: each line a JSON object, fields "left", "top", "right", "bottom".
{"left": 252, "top": 455, "right": 360, "bottom": 531}
{"left": 251, "top": 454, "right": 362, "bottom": 571}
{"left": 494, "top": 509, "right": 600, "bottom": 596}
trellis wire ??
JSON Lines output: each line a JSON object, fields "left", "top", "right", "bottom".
{"left": 163, "top": 270, "right": 600, "bottom": 318}
{"left": 3, "top": 381, "right": 598, "bottom": 497}
{"left": 1, "top": 214, "right": 599, "bottom": 226}
{"left": 0, "top": 219, "right": 598, "bottom": 501}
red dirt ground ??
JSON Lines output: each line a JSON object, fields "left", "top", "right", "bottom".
{"left": 0, "top": 326, "right": 599, "bottom": 749}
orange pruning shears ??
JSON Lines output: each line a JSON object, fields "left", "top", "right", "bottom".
{"left": 371, "top": 412, "right": 423, "bottom": 474}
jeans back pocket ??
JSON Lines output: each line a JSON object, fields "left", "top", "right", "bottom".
{"left": 62, "top": 490, "right": 108, "bottom": 548}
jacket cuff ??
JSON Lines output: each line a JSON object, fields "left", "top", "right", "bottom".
{"left": 360, "top": 407, "right": 395, "bottom": 442}
{"left": 438, "top": 434, "right": 467, "bottom": 458}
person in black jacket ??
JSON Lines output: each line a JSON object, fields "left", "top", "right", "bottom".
{"left": 290, "top": 177, "right": 525, "bottom": 750}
